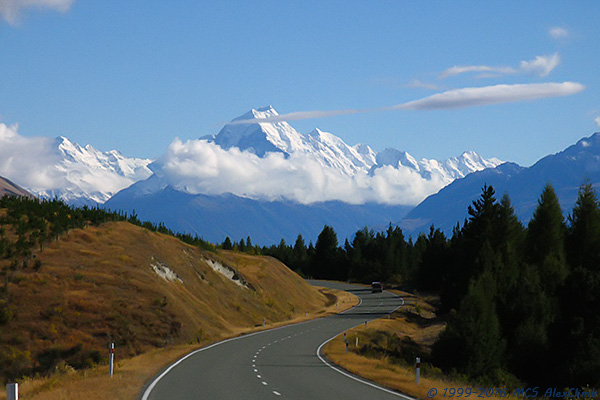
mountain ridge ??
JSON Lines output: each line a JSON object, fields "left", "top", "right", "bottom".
{"left": 400, "top": 131, "right": 600, "bottom": 235}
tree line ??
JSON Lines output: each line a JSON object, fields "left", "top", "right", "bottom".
{"left": 240, "top": 183, "right": 600, "bottom": 388}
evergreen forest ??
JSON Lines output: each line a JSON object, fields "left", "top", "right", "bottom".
{"left": 256, "top": 183, "right": 600, "bottom": 388}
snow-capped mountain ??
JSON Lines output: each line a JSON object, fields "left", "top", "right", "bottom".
{"left": 400, "top": 131, "right": 600, "bottom": 236}
{"left": 39, "top": 137, "right": 153, "bottom": 205}
{"left": 203, "top": 106, "right": 377, "bottom": 175}
{"left": 371, "top": 148, "right": 502, "bottom": 182}
{"left": 0, "top": 122, "right": 152, "bottom": 206}
{"left": 103, "top": 106, "right": 505, "bottom": 243}
{"left": 203, "top": 105, "right": 500, "bottom": 182}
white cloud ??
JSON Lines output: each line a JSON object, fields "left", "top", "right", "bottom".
{"left": 0, "top": 123, "right": 64, "bottom": 189}
{"left": 0, "top": 0, "right": 74, "bottom": 25}
{"left": 519, "top": 53, "right": 561, "bottom": 77}
{"left": 439, "top": 65, "right": 516, "bottom": 79}
{"left": 595, "top": 116, "right": 600, "bottom": 128}
{"left": 549, "top": 26, "right": 569, "bottom": 39}
{"left": 152, "top": 138, "right": 445, "bottom": 206}
{"left": 233, "top": 81, "right": 585, "bottom": 125}
{"left": 397, "top": 82, "right": 584, "bottom": 110}
{"left": 439, "top": 53, "right": 561, "bottom": 79}
{"left": 406, "top": 79, "right": 442, "bottom": 91}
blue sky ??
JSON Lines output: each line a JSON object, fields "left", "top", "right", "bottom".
{"left": 0, "top": 1, "right": 598, "bottom": 166}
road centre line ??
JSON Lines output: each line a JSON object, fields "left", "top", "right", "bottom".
{"left": 141, "top": 287, "right": 362, "bottom": 400}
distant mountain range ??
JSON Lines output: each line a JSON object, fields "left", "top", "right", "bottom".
{"left": 0, "top": 122, "right": 152, "bottom": 206}
{"left": 400, "top": 132, "right": 600, "bottom": 235}
{"left": 5, "top": 108, "right": 600, "bottom": 246}
{"left": 104, "top": 106, "right": 500, "bottom": 243}
{"left": 39, "top": 136, "right": 152, "bottom": 205}
{"left": 201, "top": 106, "right": 501, "bottom": 182}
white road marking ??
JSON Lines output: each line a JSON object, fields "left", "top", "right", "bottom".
{"left": 262, "top": 381, "right": 268, "bottom": 386}
{"left": 140, "top": 285, "right": 394, "bottom": 400}
{"left": 253, "top": 368, "right": 258, "bottom": 372}
{"left": 257, "top": 375, "right": 262, "bottom": 378}
{"left": 315, "top": 294, "right": 413, "bottom": 400}
{"left": 273, "top": 390, "right": 282, "bottom": 396}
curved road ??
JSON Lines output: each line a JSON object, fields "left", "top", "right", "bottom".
{"left": 140, "top": 281, "right": 410, "bottom": 400}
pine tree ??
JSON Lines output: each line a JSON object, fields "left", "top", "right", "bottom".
{"left": 311, "top": 225, "right": 344, "bottom": 280}
{"left": 292, "top": 234, "right": 308, "bottom": 274}
{"left": 526, "top": 183, "right": 567, "bottom": 290}
{"left": 555, "top": 182, "right": 600, "bottom": 386}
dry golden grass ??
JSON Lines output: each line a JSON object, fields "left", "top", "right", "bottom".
{"left": 0, "top": 221, "right": 358, "bottom": 399}
{"left": 4, "top": 287, "right": 356, "bottom": 400}
{"left": 323, "top": 290, "right": 505, "bottom": 400}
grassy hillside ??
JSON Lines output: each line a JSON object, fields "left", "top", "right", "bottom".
{"left": 0, "top": 220, "right": 332, "bottom": 381}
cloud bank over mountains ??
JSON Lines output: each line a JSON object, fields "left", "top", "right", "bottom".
{"left": 0, "top": 107, "right": 502, "bottom": 207}
{"left": 154, "top": 138, "right": 447, "bottom": 206}
{"left": 143, "top": 106, "right": 501, "bottom": 206}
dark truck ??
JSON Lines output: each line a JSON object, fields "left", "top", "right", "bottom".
{"left": 371, "top": 281, "right": 383, "bottom": 293}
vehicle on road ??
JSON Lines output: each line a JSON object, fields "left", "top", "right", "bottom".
{"left": 371, "top": 281, "right": 383, "bottom": 293}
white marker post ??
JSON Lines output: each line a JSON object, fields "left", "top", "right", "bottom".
{"left": 416, "top": 357, "right": 421, "bottom": 384}
{"left": 263, "top": 317, "right": 265, "bottom": 327}
{"left": 109, "top": 343, "right": 115, "bottom": 378}
{"left": 356, "top": 336, "right": 359, "bottom": 347}
{"left": 6, "top": 383, "right": 18, "bottom": 400}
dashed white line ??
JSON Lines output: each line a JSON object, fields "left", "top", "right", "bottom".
{"left": 262, "top": 381, "right": 268, "bottom": 386}
{"left": 257, "top": 375, "right": 262, "bottom": 378}
{"left": 273, "top": 390, "right": 282, "bottom": 396}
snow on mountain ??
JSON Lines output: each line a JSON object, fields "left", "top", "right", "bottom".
{"left": 205, "top": 106, "right": 377, "bottom": 175}
{"left": 42, "top": 137, "right": 153, "bottom": 205}
{"left": 205, "top": 106, "right": 499, "bottom": 181}
{"left": 370, "top": 148, "right": 502, "bottom": 183}
{"left": 0, "top": 123, "right": 152, "bottom": 205}
{"left": 400, "top": 131, "right": 600, "bottom": 236}
{"left": 134, "top": 106, "right": 502, "bottom": 206}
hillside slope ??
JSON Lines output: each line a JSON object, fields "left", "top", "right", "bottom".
{"left": 0, "top": 221, "right": 330, "bottom": 380}
{"left": 0, "top": 175, "right": 32, "bottom": 198}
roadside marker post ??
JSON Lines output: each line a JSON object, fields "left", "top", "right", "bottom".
{"left": 263, "top": 317, "right": 265, "bottom": 327}
{"left": 356, "top": 336, "right": 359, "bottom": 347}
{"left": 6, "top": 383, "right": 17, "bottom": 400}
{"left": 416, "top": 357, "right": 421, "bottom": 384}
{"left": 109, "top": 343, "right": 115, "bottom": 377}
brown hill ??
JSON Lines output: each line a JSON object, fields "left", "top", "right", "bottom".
{"left": 0, "top": 176, "right": 32, "bottom": 198}
{"left": 0, "top": 221, "right": 330, "bottom": 379}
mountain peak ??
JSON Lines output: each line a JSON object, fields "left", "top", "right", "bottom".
{"left": 233, "top": 106, "right": 279, "bottom": 123}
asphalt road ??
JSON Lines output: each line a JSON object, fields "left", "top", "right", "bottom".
{"left": 140, "top": 280, "right": 410, "bottom": 400}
